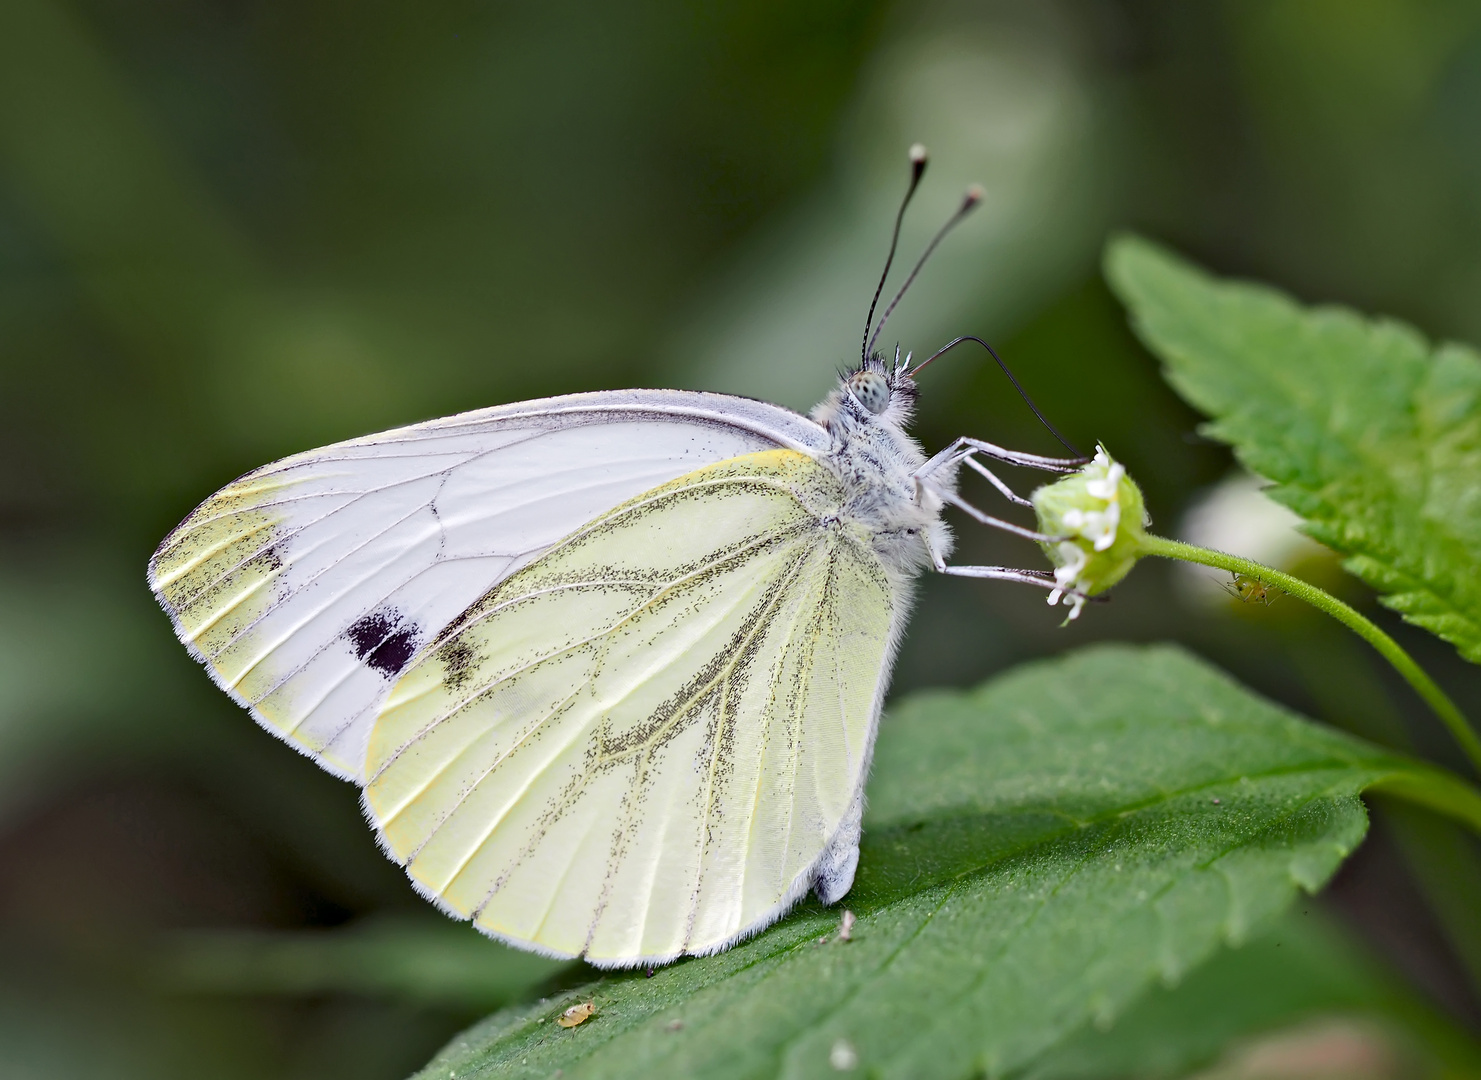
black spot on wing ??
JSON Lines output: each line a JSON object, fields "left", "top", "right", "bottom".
{"left": 346, "top": 609, "right": 421, "bottom": 678}
{"left": 438, "top": 638, "right": 478, "bottom": 691}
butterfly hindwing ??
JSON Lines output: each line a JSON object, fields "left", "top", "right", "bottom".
{"left": 148, "top": 391, "right": 827, "bottom": 782}
{"left": 363, "top": 449, "right": 896, "bottom": 965}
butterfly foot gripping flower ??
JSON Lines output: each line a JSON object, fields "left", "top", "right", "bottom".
{"left": 1032, "top": 446, "right": 1149, "bottom": 621}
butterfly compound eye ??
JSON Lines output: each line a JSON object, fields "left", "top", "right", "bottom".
{"left": 848, "top": 370, "right": 891, "bottom": 415}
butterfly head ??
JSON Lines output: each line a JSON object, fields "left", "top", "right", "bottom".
{"left": 846, "top": 367, "right": 892, "bottom": 415}
{"left": 815, "top": 352, "right": 919, "bottom": 433}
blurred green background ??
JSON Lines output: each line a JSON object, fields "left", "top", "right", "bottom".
{"left": 3, "top": 1, "right": 1481, "bottom": 1077}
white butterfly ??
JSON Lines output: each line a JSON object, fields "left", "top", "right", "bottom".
{"left": 149, "top": 148, "right": 1083, "bottom": 967}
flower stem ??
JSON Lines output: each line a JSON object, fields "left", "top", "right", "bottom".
{"left": 1138, "top": 533, "right": 1481, "bottom": 776}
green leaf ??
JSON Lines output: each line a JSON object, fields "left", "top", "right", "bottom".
{"left": 1104, "top": 234, "right": 1481, "bottom": 663}
{"left": 409, "top": 645, "right": 1432, "bottom": 1080}
{"left": 1025, "top": 908, "right": 1481, "bottom": 1079}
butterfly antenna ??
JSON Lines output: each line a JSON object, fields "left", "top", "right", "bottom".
{"left": 867, "top": 183, "right": 982, "bottom": 359}
{"left": 861, "top": 144, "right": 929, "bottom": 364}
{"left": 911, "top": 335, "right": 1086, "bottom": 459}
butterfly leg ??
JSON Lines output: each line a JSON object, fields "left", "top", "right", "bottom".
{"left": 939, "top": 563, "right": 1061, "bottom": 589}
{"left": 916, "top": 474, "right": 1063, "bottom": 544}
{"left": 955, "top": 453, "right": 1034, "bottom": 507}
{"left": 916, "top": 436, "right": 1083, "bottom": 484}
{"left": 920, "top": 524, "right": 1070, "bottom": 594}
{"left": 930, "top": 543, "right": 1060, "bottom": 590}
{"left": 959, "top": 436, "right": 1087, "bottom": 471}
{"left": 914, "top": 447, "right": 1087, "bottom": 599}
{"left": 915, "top": 438, "right": 1082, "bottom": 510}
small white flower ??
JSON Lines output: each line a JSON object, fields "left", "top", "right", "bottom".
{"left": 1054, "top": 450, "right": 1126, "bottom": 552}
{"left": 1063, "top": 503, "right": 1121, "bottom": 551}
{"left": 1084, "top": 458, "right": 1125, "bottom": 502}
{"left": 1046, "top": 542, "right": 1090, "bottom": 621}
{"left": 1032, "top": 445, "right": 1148, "bottom": 621}
{"left": 1049, "top": 541, "right": 1087, "bottom": 592}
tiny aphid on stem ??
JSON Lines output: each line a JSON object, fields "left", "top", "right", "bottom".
{"left": 1222, "top": 572, "right": 1281, "bottom": 606}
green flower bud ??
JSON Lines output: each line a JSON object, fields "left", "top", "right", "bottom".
{"left": 1032, "top": 447, "right": 1148, "bottom": 620}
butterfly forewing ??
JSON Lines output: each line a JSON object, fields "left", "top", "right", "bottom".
{"left": 148, "top": 391, "right": 826, "bottom": 782}
{"left": 363, "top": 449, "right": 894, "bottom": 964}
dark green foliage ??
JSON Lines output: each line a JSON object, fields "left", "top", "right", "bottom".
{"left": 1107, "top": 236, "right": 1481, "bottom": 663}
{"left": 412, "top": 646, "right": 1436, "bottom": 1080}
{"left": 6, "top": 6, "right": 1481, "bottom": 1077}
{"left": 162, "top": 917, "right": 570, "bottom": 1013}
{"left": 1025, "top": 908, "right": 1481, "bottom": 1079}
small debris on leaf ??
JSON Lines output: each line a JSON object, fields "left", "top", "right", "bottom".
{"left": 666, "top": 1019, "right": 684, "bottom": 1032}
{"left": 838, "top": 909, "right": 856, "bottom": 942}
{"left": 830, "top": 1038, "right": 859, "bottom": 1071}
{"left": 557, "top": 1001, "right": 596, "bottom": 1028}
